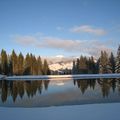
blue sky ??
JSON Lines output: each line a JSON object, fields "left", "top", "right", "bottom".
{"left": 0, "top": 0, "right": 120, "bottom": 57}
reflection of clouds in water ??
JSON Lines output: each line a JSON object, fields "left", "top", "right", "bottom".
{"left": 50, "top": 81, "right": 65, "bottom": 86}
{"left": 56, "top": 82, "right": 64, "bottom": 86}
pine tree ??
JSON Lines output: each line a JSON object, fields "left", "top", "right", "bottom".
{"left": 32, "top": 55, "right": 38, "bottom": 75}
{"left": 109, "top": 52, "right": 115, "bottom": 73}
{"left": 115, "top": 45, "right": 120, "bottom": 73}
{"left": 18, "top": 52, "right": 24, "bottom": 75}
{"left": 99, "top": 51, "right": 112, "bottom": 74}
{"left": 79, "top": 56, "right": 88, "bottom": 74}
{"left": 37, "top": 56, "right": 43, "bottom": 75}
{"left": 11, "top": 50, "right": 18, "bottom": 75}
{"left": 8, "top": 56, "right": 13, "bottom": 75}
{"left": 1, "top": 49, "right": 8, "bottom": 75}
{"left": 76, "top": 58, "right": 80, "bottom": 74}
{"left": 87, "top": 56, "right": 96, "bottom": 74}
{"left": 23, "top": 53, "right": 31, "bottom": 75}
{"left": 72, "top": 60, "right": 77, "bottom": 74}
{"left": 43, "top": 59, "right": 50, "bottom": 75}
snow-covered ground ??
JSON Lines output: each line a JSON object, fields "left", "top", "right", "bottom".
{"left": 4, "top": 73, "right": 120, "bottom": 80}
{"left": 0, "top": 103, "right": 120, "bottom": 120}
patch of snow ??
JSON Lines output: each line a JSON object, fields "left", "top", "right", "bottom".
{"left": 0, "top": 103, "right": 120, "bottom": 120}
{"left": 55, "top": 55, "right": 64, "bottom": 58}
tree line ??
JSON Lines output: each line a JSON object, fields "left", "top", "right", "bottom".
{"left": 0, "top": 49, "right": 50, "bottom": 75}
{"left": 72, "top": 45, "right": 120, "bottom": 74}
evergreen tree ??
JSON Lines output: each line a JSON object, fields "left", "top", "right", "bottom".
{"left": 1, "top": 49, "right": 8, "bottom": 75}
{"left": 109, "top": 52, "right": 115, "bottom": 73}
{"left": 76, "top": 58, "right": 80, "bottom": 74}
{"left": 18, "top": 52, "right": 24, "bottom": 75}
{"left": 99, "top": 51, "right": 112, "bottom": 74}
{"left": 37, "top": 56, "right": 43, "bottom": 75}
{"left": 32, "top": 55, "right": 38, "bottom": 75}
{"left": 43, "top": 59, "right": 50, "bottom": 75}
{"left": 23, "top": 53, "right": 31, "bottom": 75}
{"left": 115, "top": 45, "right": 120, "bottom": 73}
{"left": 8, "top": 56, "right": 13, "bottom": 75}
{"left": 96, "top": 58, "right": 100, "bottom": 74}
{"left": 72, "top": 60, "right": 77, "bottom": 74}
{"left": 79, "top": 56, "right": 88, "bottom": 74}
{"left": 11, "top": 50, "right": 18, "bottom": 75}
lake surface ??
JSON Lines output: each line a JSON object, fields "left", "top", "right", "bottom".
{"left": 0, "top": 78, "right": 120, "bottom": 107}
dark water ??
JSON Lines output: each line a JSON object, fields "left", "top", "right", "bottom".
{"left": 0, "top": 78, "right": 120, "bottom": 107}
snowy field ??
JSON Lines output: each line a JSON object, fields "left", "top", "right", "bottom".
{"left": 0, "top": 103, "right": 120, "bottom": 120}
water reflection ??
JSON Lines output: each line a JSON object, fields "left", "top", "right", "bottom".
{"left": 0, "top": 78, "right": 120, "bottom": 104}
{"left": 74, "top": 79, "right": 118, "bottom": 97}
{"left": 0, "top": 80, "right": 50, "bottom": 103}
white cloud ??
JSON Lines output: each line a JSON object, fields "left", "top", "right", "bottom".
{"left": 37, "top": 37, "right": 82, "bottom": 51}
{"left": 12, "top": 34, "right": 113, "bottom": 57}
{"left": 70, "top": 25, "right": 107, "bottom": 35}
{"left": 13, "top": 35, "right": 38, "bottom": 46}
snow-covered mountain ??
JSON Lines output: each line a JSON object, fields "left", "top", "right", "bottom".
{"left": 43, "top": 55, "right": 74, "bottom": 71}
{"left": 49, "top": 62, "right": 73, "bottom": 71}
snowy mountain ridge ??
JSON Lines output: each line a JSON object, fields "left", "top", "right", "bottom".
{"left": 43, "top": 55, "right": 74, "bottom": 71}
{"left": 49, "top": 62, "right": 73, "bottom": 71}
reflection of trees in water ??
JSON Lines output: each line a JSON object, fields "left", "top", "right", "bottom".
{"left": 74, "top": 78, "right": 118, "bottom": 97}
{"left": 44, "top": 80, "right": 50, "bottom": 90}
{"left": 1, "top": 80, "right": 8, "bottom": 103}
{"left": 0, "top": 78, "right": 120, "bottom": 103}
{"left": 97, "top": 78, "right": 117, "bottom": 98}
{"left": 0, "top": 80, "right": 50, "bottom": 103}
{"left": 73, "top": 79, "right": 96, "bottom": 94}
{"left": 116, "top": 78, "right": 120, "bottom": 94}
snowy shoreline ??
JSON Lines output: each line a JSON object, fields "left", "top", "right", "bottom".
{"left": 0, "top": 103, "right": 120, "bottom": 120}
{"left": 0, "top": 73, "right": 120, "bottom": 81}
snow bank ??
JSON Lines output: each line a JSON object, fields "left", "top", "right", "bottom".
{"left": 0, "top": 103, "right": 120, "bottom": 120}
{"left": 4, "top": 73, "right": 120, "bottom": 81}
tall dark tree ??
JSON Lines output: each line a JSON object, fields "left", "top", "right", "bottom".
{"left": 76, "top": 58, "right": 80, "bottom": 74}
{"left": 72, "top": 60, "right": 77, "bottom": 74}
{"left": 37, "top": 56, "right": 43, "bottom": 75}
{"left": 99, "top": 51, "right": 112, "bottom": 74}
{"left": 109, "top": 52, "right": 115, "bottom": 73}
{"left": 18, "top": 52, "right": 24, "bottom": 75}
{"left": 43, "top": 59, "right": 50, "bottom": 75}
{"left": 23, "top": 53, "right": 31, "bottom": 75}
{"left": 79, "top": 56, "right": 88, "bottom": 74}
{"left": 115, "top": 45, "right": 120, "bottom": 73}
{"left": 1, "top": 49, "right": 8, "bottom": 75}
{"left": 96, "top": 58, "right": 100, "bottom": 74}
{"left": 11, "top": 50, "right": 18, "bottom": 75}
{"left": 87, "top": 56, "right": 96, "bottom": 74}
{"left": 8, "top": 56, "right": 13, "bottom": 75}
{"left": 32, "top": 55, "right": 38, "bottom": 75}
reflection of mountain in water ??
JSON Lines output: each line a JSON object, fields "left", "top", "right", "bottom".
{"left": 0, "top": 79, "right": 120, "bottom": 103}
